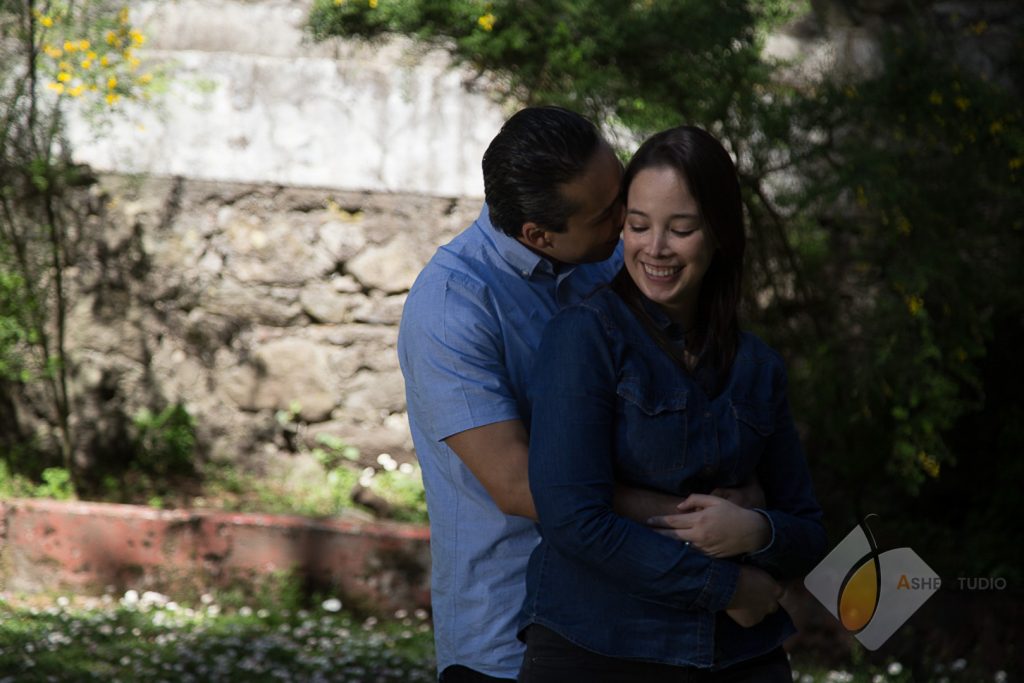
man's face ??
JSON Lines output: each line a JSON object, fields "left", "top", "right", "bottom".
{"left": 543, "top": 144, "right": 624, "bottom": 265}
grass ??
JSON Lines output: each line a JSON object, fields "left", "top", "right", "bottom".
{"left": 0, "top": 592, "right": 435, "bottom": 682}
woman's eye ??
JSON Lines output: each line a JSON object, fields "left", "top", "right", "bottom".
{"left": 671, "top": 229, "right": 696, "bottom": 237}
{"left": 627, "top": 224, "right": 648, "bottom": 232}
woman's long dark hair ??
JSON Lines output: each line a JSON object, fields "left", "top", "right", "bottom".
{"left": 620, "top": 125, "right": 746, "bottom": 379}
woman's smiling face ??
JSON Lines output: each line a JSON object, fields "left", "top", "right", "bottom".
{"left": 623, "top": 165, "right": 715, "bottom": 327}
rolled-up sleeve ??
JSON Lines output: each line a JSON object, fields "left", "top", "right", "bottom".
{"left": 398, "top": 272, "right": 520, "bottom": 442}
{"left": 528, "top": 306, "right": 739, "bottom": 612}
{"left": 744, "top": 362, "right": 828, "bottom": 579}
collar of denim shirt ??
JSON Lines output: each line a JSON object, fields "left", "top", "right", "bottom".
{"left": 477, "top": 205, "right": 567, "bottom": 280}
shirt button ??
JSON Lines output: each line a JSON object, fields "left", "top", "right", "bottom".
{"left": 702, "top": 465, "right": 715, "bottom": 476}
{"left": 703, "top": 411, "right": 711, "bottom": 418}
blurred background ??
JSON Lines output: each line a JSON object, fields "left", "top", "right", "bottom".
{"left": 1, "top": 0, "right": 1021, "bottom": 680}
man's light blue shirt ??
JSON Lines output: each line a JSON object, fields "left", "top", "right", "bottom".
{"left": 397, "top": 206, "right": 621, "bottom": 679}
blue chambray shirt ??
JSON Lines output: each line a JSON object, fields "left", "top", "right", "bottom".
{"left": 397, "top": 206, "right": 622, "bottom": 679}
{"left": 519, "top": 285, "right": 827, "bottom": 669}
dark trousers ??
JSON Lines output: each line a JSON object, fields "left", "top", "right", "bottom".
{"left": 440, "top": 664, "right": 516, "bottom": 683}
{"left": 518, "top": 624, "right": 792, "bottom": 683}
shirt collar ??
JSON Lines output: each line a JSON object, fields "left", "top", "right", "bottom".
{"left": 632, "top": 279, "right": 705, "bottom": 355}
{"left": 476, "top": 204, "right": 561, "bottom": 279}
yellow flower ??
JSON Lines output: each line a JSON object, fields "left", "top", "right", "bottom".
{"left": 46, "top": 81, "right": 65, "bottom": 94}
{"left": 127, "top": 55, "right": 141, "bottom": 70}
{"left": 119, "top": 7, "right": 129, "bottom": 25}
{"left": 39, "top": 15, "right": 53, "bottom": 27}
{"left": 100, "top": 55, "right": 111, "bottom": 67}
{"left": 81, "top": 59, "right": 92, "bottom": 69}
{"left": 855, "top": 185, "right": 868, "bottom": 208}
{"left": 57, "top": 72, "right": 71, "bottom": 83}
{"left": 139, "top": 72, "right": 154, "bottom": 84}
{"left": 928, "top": 91, "right": 942, "bottom": 105}
{"left": 87, "top": 51, "right": 97, "bottom": 60}
{"left": 130, "top": 29, "right": 146, "bottom": 46}
{"left": 58, "top": 60, "right": 71, "bottom": 71}
{"left": 368, "top": 0, "right": 378, "bottom": 7}
{"left": 68, "top": 85, "right": 85, "bottom": 97}
{"left": 1010, "top": 158, "right": 1023, "bottom": 170}
{"left": 333, "top": 0, "right": 345, "bottom": 5}
{"left": 108, "top": 76, "right": 118, "bottom": 89}
{"left": 970, "top": 20, "right": 988, "bottom": 35}
{"left": 905, "top": 295, "right": 924, "bottom": 316}
{"left": 896, "top": 215, "right": 912, "bottom": 236}
{"left": 478, "top": 12, "right": 496, "bottom": 31}
{"left": 954, "top": 97, "right": 970, "bottom": 111}
{"left": 78, "top": 39, "right": 91, "bottom": 50}
{"left": 44, "top": 45, "right": 63, "bottom": 58}
{"left": 106, "top": 92, "right": 121, "bottom": 106}
{"left": 105, "top": 30, "right": 118, "bottom": 46}
{"left": 844, "top": 85, "right": 857, "bottom": 99}
{"left": 917, "top": 451, "right": 940, "bottom": 478}
{"left": 63, "top": 40, "right": 77, "bottom": 52}
{"left": 990, "top": 121, "right": 1004, "bottom": 135}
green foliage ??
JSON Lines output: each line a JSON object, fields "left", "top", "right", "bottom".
{"left": 368, "top": 464, "right": 428, "bottom": 524}
{"left": 35, "top": 466, "right": 75, "bottom": 499}
{"left": 312, "top": 432, "right": 361, "bottom": 469}
{"left": 132, "top": 404, "right": 198, "bottom": 478}
{"left": 0, "top": 462, "right": 75, "bottom": 500}
{"left": 0, "top": 267, "right": 30, "bottom": 383}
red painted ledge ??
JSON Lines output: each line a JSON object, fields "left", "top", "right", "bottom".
{"left": 0, "top": 498, "right": 431, "bottom": 613}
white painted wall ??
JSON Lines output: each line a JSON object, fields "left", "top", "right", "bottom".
{"left": 64, "top": 0, "right": 508, "bottom": 197}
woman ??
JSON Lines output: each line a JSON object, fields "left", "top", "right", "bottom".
{"left": 517, "top": 126, "right": 827, "bottom": 682}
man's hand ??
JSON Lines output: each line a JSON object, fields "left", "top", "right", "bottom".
{"left": 709, "top": 478, "right": 765, "bottom": 509}
{"left": 725, "top": 565, "right": 783, "bottom": 628}
{"left": 646, "top": 494, "right": 770, "bottom": 557}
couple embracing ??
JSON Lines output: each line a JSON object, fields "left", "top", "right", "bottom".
{"left": 398, "top": 106, "right": 826, "bottom": 683}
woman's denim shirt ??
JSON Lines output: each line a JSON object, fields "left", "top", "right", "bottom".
{"left": 518, "top": 285, "right": 826, "bottom": 669}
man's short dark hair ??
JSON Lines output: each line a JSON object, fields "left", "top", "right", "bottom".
{"left": 482, "top": 106, "right": 602, "bottom": 238}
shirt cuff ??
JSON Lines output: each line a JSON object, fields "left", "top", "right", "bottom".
{"left": 746, "top": 508, "right": 776, "bottom": 558}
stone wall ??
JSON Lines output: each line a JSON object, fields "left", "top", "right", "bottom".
{"left": 64, "top": 0, "right": 507, "bottom": 197}
{"left": 53, "top": 174, "right": 479, "bottom": 475}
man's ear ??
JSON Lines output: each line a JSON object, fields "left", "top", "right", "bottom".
{"left": 520, "top": 222, "right": 553, "bottom": 250}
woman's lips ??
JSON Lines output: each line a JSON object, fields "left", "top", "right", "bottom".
{"left": 641, "top": 263, "right": 682, "bottom": 281}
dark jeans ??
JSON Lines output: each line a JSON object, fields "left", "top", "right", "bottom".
{"left": 440, "top": 664, "right": 516, "bottom": 683}
{"left": 518, "top": 625, "right": 792, "bottom": 683}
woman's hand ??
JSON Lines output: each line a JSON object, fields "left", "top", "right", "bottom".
{"left": 646, "top": 493, "right": 771, "bottom": 557}
{"left": 725, "top": 565, "right": 784, "bottom": 627}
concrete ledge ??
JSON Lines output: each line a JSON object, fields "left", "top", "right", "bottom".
{"left": 0, "top": 498, "right": 430, "bottom": 614}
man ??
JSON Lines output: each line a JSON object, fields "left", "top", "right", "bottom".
{"left": 398, "top": 106, "right": 663, "bottom": 681}
{"left": 398, "top": 107, "right": 766, "bottom": 682}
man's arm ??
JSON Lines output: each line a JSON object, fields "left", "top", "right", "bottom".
{"left": 445, "top": 420, "right": 535, "bottom": 519}
{"left": 445, "top": 419, "right": 686, "bottom": 523}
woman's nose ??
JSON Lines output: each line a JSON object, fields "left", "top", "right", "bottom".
{"left": 646, "top": 228, "right": 669, "bottom": 255}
